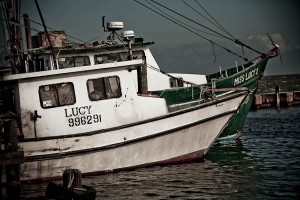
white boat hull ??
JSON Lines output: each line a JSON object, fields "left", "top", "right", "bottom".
{"left": 19, "top": 93, "right": 246, "bottom": 181}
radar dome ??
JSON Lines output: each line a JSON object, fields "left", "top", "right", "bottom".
{"left": 106, "top": 22, "right": 124, "bottom": 31}
{"left": 121, "top": 30, "right": 135, "bottom": 41}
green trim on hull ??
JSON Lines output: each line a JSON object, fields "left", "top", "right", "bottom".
{"left": 149, "top": 58, "right": 269, "bottom": 142}
{"left": 216, "top": 59, "right": 268, "bottom": 140}
{"left": 218, "top": 84, "right": 256, "bottom": 140}
{"left": 213, "top": 58, "right": 268, "bottom": 89}
{"left": 150, "top": 87, "right": 202, "bottom": 106}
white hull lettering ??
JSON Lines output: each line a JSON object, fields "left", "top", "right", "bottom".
{"left": 233, "top": 68, "right": 259, "bottom": 86}
{"left": 234, "top": 75, "right": 244, "bottom": 86}
{"left": 245, "top": 68, "right": 259, "bottom": 81}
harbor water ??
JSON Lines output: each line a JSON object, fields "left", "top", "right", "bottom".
{"left": 15, "top": 107, "right": 300, "bottom": 199}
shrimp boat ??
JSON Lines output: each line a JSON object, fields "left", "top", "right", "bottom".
{"left": 148, "top": 47, "right": 279, "bottom": 142}
{"left": 123, "top": 36, "right": 278, "bottom": 142}
{"left": 0, "top": 6, "right": 249, "bottom": 181}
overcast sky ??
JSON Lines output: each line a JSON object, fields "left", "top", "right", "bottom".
{"left": 19, "top": 0, "right": 300, "bottom": 75}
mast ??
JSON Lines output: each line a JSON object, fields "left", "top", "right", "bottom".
{"left": 14, "top": 0, "right": 23, "bottom": 51}
{"left": 34, "top": 0, "right": 57, "bottom": 69}
{"left": 4, "top": 0, "right": 18, "bottom": 73}
{"left": 0, "top": 1, "right": 8, "bottom": 68}
{"left": 23, "top": 14, "right": 32, "bottom": 50}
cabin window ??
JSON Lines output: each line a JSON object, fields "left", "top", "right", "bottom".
{"left": 170, "top": 77, "right": 184, "bottom": 88}
{"left": 94, "top": 54, "right": 120, "bottom": 64}
{"left": 58, "top": 56, "right": 90, "bottom": 68}
{"left": 87, "top": 76, "right": 121, "bottom": 101}
{"left": 94, "top": 51, "right": 144, "bottom": 64}
{"left": 39, "top": 82, "right": 76, "bottom": 108}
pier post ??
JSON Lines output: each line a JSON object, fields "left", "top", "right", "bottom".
{"left": 46, "top": 169, "right": 96, "bottom": 200}
{"left": 63, "top": 169, "right": 82, "bottom": 189}
{"left": 254, "top": 94, "right": 262, "bottom": 109}
{"left": 275, "top": 85, "right": 280, "bottom": 109}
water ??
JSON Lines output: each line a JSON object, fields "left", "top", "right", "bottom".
{"left": 11, "top": 107, "right": 300, "bottom": 199}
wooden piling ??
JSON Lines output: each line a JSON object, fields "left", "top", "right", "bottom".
{"left": 46, "top": 169, "right": 96, "bottom": 200}
{"left": 286, "top": 92, "right": 294, "bottom": 106}
{"left": 0, "top": 119, "right": 24, "bottom": 199}
{"left": 275, "top": 85, "right": 280, "bottom": 109}
{"left": 253, "top": 94, "right": 261, "bottom": 109}
{"left": 63, "top": 169, "right": 82, "bottom": 189}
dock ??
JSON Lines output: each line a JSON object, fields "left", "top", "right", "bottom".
{"left": 252, "top": 74, "right": 300, "bottom": 109}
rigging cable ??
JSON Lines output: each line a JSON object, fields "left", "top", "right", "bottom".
{"left": 145, "top": 0, "right": 224, "bottom": 38}
{"left": 146, "top": 62, "right": 200, "bottom": 87}
{"left": 148, "top": 0, "right": 263, "bottom": 55}
{"left": 26, "top": 17, "right": 91, "bottom": 45}
{"left": 181, "top": 0, "right": 233, "bottom": 39}
{"left": 211, "top": 42, "right": 216, "bottom": 63}
{"left": 20, "top": 18, "right": 127, "bottom": 54}
{"left": 148, "top": 0, "right": 233, "bottom": 41}
{"left": 134, "top": 0, "right": 249, "bottom": 61}
{"left": 193, "top": 0, "right": 235, "bottom": 39}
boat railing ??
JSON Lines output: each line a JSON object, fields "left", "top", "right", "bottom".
{"left": 166, "top": 85, "right": 249, "bottom": 113}
{"left": 206, "top": 61, "right": 254, "bottom": 82}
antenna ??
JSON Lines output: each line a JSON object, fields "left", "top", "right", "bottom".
{"left": 102, "top": 16, "right": 106, "bottom": 32}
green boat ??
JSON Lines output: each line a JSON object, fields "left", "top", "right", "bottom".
{"left": 208, "top": 48, "right": 278, "bottom": 141}
{"left": 132, "top": 0, "right": 281, "bottom": 142}
{"left": 148, "top": 47, "right": 279, "bottom": 142}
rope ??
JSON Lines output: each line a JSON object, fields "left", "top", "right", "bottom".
{"left": 146, "top": 63, "right": 201, "bottom": 87}
{"left": 24, "top": 17, "right": 90, "bottom": 45}
{"left": 146, "top": 63, "right": 212, "bottom": 102}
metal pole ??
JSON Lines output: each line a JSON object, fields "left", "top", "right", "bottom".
{"left": 23, "top": 14, "right": 32, "bottom": 50}
{"left": 34, "top": 0, "right": 57, "bottom": 69}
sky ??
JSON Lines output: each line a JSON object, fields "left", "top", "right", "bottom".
{"left": 8, "top": 0, "right": 300, "bottom": 75}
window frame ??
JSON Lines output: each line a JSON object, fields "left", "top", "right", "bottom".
{"left": 87, "top": 76, "right": 122, "bottom": 101}
{"left": 58, "top": 56, "right": 90, "bottom": 68}
{"left": 39, "top": 82, "right": 76, "bottom": 109}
